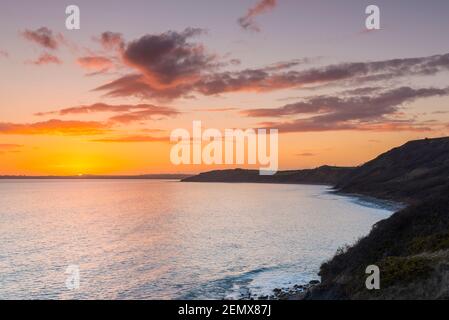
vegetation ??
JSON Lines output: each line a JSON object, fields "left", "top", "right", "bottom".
{"left": 309, "top": 137, "right": 449, "bottom": 299}
{"left": 379, "top": 256, "right": 435, "bottom": 287}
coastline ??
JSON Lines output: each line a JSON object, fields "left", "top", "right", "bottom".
{"left": 257, "top": 189, "right": 404, "bottom": 301}
{"left": 208, "top": 185, "right": 400, "bottom": 301}
{"left": 181, "top": 168, "right": 414, "bottom": 300}
{"left": 331, "top": 189, "right": 406, "bottom": 212}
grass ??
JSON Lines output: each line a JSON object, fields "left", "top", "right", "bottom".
{"left": 379, "top": 256, "right": 434, "bottom": 288}
{"left": 408, "top": 233, "right": 449, "bottom": 255}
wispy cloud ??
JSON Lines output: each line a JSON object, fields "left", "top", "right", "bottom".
{"left": 245, "top": 86, "right": 449, "bottom": 133}
{"left": 94, "top": 31, "right": 125, "bottom": 51}
{"left": 77, "top": 56, "right": 113, "bottom": 71}
{"left": 243, "top": 87, "right": 449, "bottom": 118}
{"left": 0, "top": 119, "right": 110, "bottom": 135}
{"left": 193, "top": 107, "right": 239, "bottom": 112}
{"left": 238, "top": 0, "right": 277, "bottom": 32}
{"left": 0, "top": 144, "right": 23, "bottom": 154}
{"left": 91, "top": 135, "right": 169, "bottom": 143}
{"left": 196, "top": 53, "right": 449, "bottom": 96}
{"left": 295, "top": 152, "right": 316, "bottom": 157}
{"left": 21, "top": 27, "right": 63, "bottom": 50}
{"left": 27, "top": 52, "right": 62, "bottom": 65}
{"left": 21, "top": 27, "right": 68, "bottom": 65}
{"left": 94, "top": 41, "right": 449, "bottom": 100}
{"left": 35, "top": 103, "right": 180, "bottom": 124}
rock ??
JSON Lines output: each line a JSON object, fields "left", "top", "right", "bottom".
{"left": 309, "top": 280, "right": 320, "bottom": 285}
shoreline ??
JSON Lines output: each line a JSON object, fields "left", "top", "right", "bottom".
{"left": 256, "top": 188, "right": 405, "bottom": 301}
{"left": 223, "top": 186, "right": 403, "bottom": 301}
{"left": 331, "top": 189, "right": 406, "bottom": 212}
{"left": 181, "top": 178, "right": 407, "bottom": 301}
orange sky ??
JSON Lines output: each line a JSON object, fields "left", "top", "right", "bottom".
{"left": 1, "top": 1, "right": 449, "bottom": 175}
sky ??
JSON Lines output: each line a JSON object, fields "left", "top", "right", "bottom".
{"left": 0, "top": 0, "right": 449, "bottom": 175}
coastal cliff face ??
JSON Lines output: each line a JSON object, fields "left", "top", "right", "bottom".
{"left": 337, "top": 137, "right": 449, "bottom": 204}
{"left": 309, "top": 192, "right": 449, "bottom": 299}
{"left": 308, "top": 137, "right": 449, "bottom": 300}
{"left": 184, "top": 137, "right": 449, "bottom": 300}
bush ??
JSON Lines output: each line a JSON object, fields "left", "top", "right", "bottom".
{"left": 379, "top": 256, "right": 434, "bottom": 288}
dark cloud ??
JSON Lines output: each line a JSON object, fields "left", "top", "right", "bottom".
{"left": 92, "top": 29, "right": 449, "bottom": 101}
{"left": 95, "top": 32, "right": 125, "bottom": 51}
{"left": 94, "top": 28, "right": 218, "bottom": 100}
{"left": 262, "top": 58, "right": 313, "bottom": 72}
{"left": 196, "top": 53, "right": 449, "bottom": 95}
{"left": 123, "top": 28, "right": 212, "bottom": 83}
{"left": 238, "top": 0, "right": 277, "bottom": 32}
{"left": 94, "top": 73, "right": 196, "bottom": 100}
{"left": 244, "top": 87, "right": 449, "bottom": 118}
{"left": 245, "top": 86, "right": 449, "bottom": 132}
{"left": 22, "top": 27, "right": 62, "bottom": 50}
{"left": 341, "top": 86, "right": 384, "bottom": 96}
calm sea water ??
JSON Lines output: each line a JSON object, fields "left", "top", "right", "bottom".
{"left": 0, "top": 179, "right": 393, "bottom": 299}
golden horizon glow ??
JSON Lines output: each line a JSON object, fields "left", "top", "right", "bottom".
{"left": 1, "top": 2, "right": 449, "bottom": 175}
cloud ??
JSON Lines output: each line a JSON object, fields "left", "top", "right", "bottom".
{"left": 244, "top": 86, "right": 449, "bottom": 118}
{"left": 122, "top": 28, "right": 215, "bottom": 87}
{"left": 91, "top": 135, "right": 169, "bottom": 143}
{"left": 0, "top": 119, "right": 110, "bottom": 135}
{"left": 94, "top": 73, "right": 195, "bottom": 100}
{"left": 0, "top": 50, "right": 8, "bottom": 58}
{"left": 21, "top": 27, "right": 63, "bottom": 50}
{"left": 295, "top": 152, "right": 316, "bottom": 157}
{"left": 27, "top": 52, "right": 62, "bottom": 65}
{"left": 35, "top": 103, "right": 180, "bottom": 124}
{"left": 0, "top": 143, "right": 23, "bottom": 155}
{"left": 94, "top": 28, "right": 219, "bottom": 100}
{"left": 0, "top": 144, "right": 23, "bottom": 154}
{"left": 108, "top": 108, "right": 179, "bottom": 124}
{"left": 77, "top": 56, "right": 114, "bottom": 73}
{"left": 433, "top": 110, "right": 449, "bottom": 114}
{"left": 193, "top": 107, "right": 239, "bottom": 112}
{"left": 262, "top": 58, "right": 313, "bottom": 72}
{"left": 0, "top": 143, "right": 23, "bottom": 149}
{"left": 92, "top": 30, "right": 449, "bottom": 101}
{"left": 196, "top": 53, "right": 449, "bottom": 95}
{"left": 245, "top": 86, "right": 449, "bottom": 133}
{"left": 238, "top": 0, "right": 277, "bottom": 32}
{"left": 95, "top": 31, "right": 125, "bottom": 51}
{"left": 260, "top": 119, "right": 433, "bottom": 133}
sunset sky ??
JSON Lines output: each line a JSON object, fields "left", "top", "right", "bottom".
{"left": 1, "top": 0, "right": 449, "bottom": 175}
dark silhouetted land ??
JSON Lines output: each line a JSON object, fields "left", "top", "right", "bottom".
{"left": 0, "top": 174, "right": 192, "bottom": 180}
{"left": 182, "top": 166, "right": 353, "bottom": 185}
